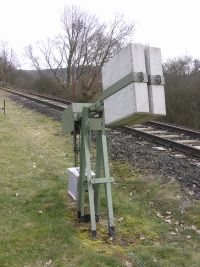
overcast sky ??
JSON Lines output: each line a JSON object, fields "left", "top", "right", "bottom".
{"left": 0, "top": 0, "right": 199, "bottom": 69}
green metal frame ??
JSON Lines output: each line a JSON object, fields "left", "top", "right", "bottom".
{"left": 74, "top": 106, "right": 115, "bottom": 237}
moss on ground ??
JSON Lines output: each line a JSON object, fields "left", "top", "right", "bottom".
{"left": 1, "top": 91, "right": 200, "bottom": 266}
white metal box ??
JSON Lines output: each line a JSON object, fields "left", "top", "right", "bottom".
{"left": 102, "top": 43, "right": 150, "bottom": 126}
{"left": 68, "top": 167, "right": 80, "bottom": 200}
{"left": 67, "top": 167, "right": 95, "bottom": 200}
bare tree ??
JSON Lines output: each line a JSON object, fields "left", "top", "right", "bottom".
{"left": 163, "top": 56, "right": 200, "bottom": 129}
{"left": 26, "top": 5, "right": 135, "bottom": 101}
{"left": 0, "top": 42, "right": 17, "bottom": 84}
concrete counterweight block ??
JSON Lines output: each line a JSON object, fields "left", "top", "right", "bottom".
{"left": 145, "top": 46, "right": 166, "bottom": 116}
{"left": 102, "top": 43, "right": 150, "bottom": 126}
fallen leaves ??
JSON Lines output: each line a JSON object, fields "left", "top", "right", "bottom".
{"left": 170, "top": 232, "right": 177, "bottom": 235}
{"left": 45, "top": 259, "right": 52, "bottom": 266}
{"left": 38, "top": 210, "right": 44, "bottom": 214}
{"left": 165, "top": 218, "right": 172, "bottom": 224}
{"left": 125, "top": 261, "right": 132, "bottom": 267}
{"left": 117, "top": 217, "right": 124, "bottom": 222}
{"left": 156, "top": 212, "right": 163, "bottom": 219}
{"left": 32, "top": 162, "right": 37, "bottom": 168}
{"left": 139, "top": 234, "right": 146, "bottom": 240}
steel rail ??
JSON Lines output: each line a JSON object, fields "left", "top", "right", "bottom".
{"left": 148, "top": 121, "right": 200, "bottom": 138}
{"left": 14, "top": 89, "right": 71, "bottom": 105}
{"left": 122, "top": 125, "right": 200, "bottom": 158}
{"left": 0, "top": 87, "right": 70, "bottom": 111}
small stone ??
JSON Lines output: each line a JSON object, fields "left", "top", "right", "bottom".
{"left": 186, "top": 235, "right": 191, "bottom": 239}
{"left": 109, "top": 237, "right": 114, "bottom": 241}
{"left": 154, "top": 146, "right": 166, "bottom": 151}
{"left": 15, "top": 192, "right": 20, "bottom": 197}
{"left": 176, "top": 195, "right": 181, "bottom": 199}
{"left": 129, "top": 192, "right": 132, "bottom": 196}
{"left": 166, "top": 211, "right": 171, "bottom": 215}
{"left": 188, "top": 191, "right": 194, "bottom": 196}
{"left": 175, "top": 221, "right": 179, "bottom": 225}
{"left": 171, "top": 153, "right": 186, "bottom": 159}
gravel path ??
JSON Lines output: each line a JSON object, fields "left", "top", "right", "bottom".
{"left": 9, "top": 94, "right": 200, "bottom": 198}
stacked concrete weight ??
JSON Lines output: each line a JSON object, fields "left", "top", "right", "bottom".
{"left": 145, "top": 46, "right": 166, "bottom": 115}
{"left": 102, "top": 43, "right": 166, "bottom": 126}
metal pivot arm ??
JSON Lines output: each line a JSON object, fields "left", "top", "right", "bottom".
{"left": 77, "top": 106, "right": 115, "bottom": 238}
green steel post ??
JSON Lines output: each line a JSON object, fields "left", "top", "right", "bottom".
{"left": 82, "top": 108, "right": 97, "bottom": 236}
{"left": 94, "top": 131, "right": 102, "bottom": 220}
{"left": 74, "top": 105, "right": 114, "bottom": 237}
{"left": 78, "top": 111, "right": 86, "bottom": 220}
{"left": 102, "top": 134, "right": 115, "bottom": 236}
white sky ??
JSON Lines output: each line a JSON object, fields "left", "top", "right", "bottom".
{"left": 0, "top": 0, "right": 200, "bottom": 69}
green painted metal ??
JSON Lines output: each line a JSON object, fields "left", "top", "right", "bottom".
{"left": 62, "top": 103, "right": 91, "bottom": 134}
{"left": 62, "top": 105, "right": 74, "bottom": 134}
{"left": 102, "top": 72, "right": 165, "bottom": 100}
{"left": 63, "top": 101, "right": 115, "bottom": 237}
{"left": 103, "top": 71, "right": 148, "bottom": 99}
{"left": 91, "top": 177, "right": 114, "bottom": 184}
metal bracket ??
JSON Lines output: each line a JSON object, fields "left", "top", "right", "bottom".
{"left": 91, "top": 177, "right": 114, "bottom": 184}
{"left": 103, "top": 71, "right": 148, "bottom": 99}
{"left": 148, "top": 75, "right": 165, "bottom": 86}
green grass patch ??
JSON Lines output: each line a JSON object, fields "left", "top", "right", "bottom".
{"left": 1, "top": 92, "right": 200, "bottom": 266}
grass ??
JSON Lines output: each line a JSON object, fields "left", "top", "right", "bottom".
{"left": 1, "top": 91, "right": 200, "bottom": 266}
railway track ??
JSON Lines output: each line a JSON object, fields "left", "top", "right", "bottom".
{"left": 0, "top": 86, "right": 70, "bottom": 111}
{"left": 124, "top": 121, "right": 200, "bottom": 158}
{"left": 1, "top": 86, "right": 200, "bottom": 159}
